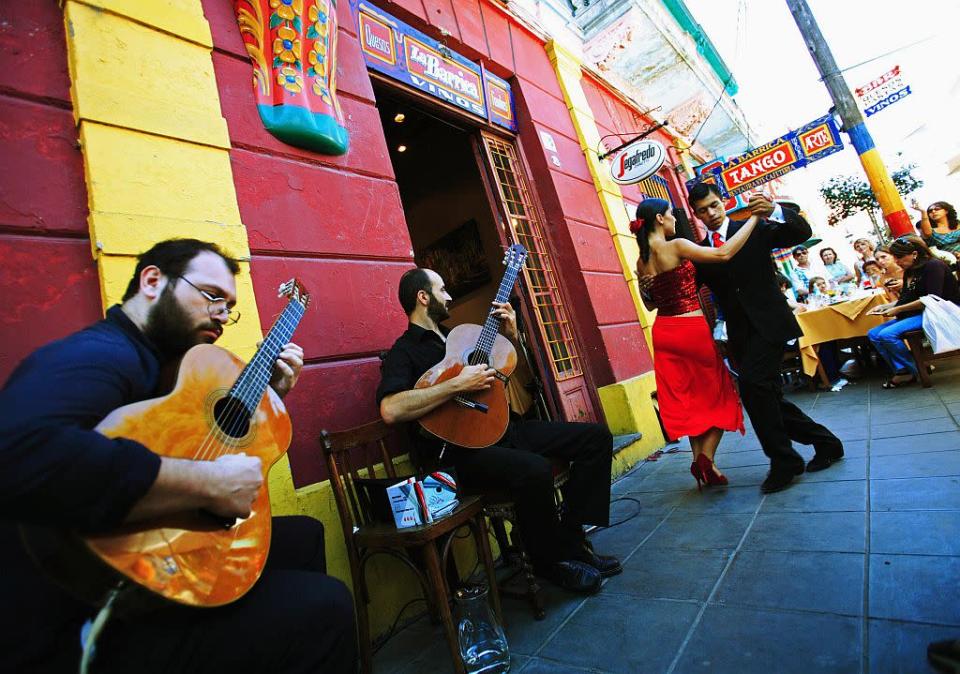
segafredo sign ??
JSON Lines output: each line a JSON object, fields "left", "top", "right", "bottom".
{"left": 609, "top": 140, "right": 666, "bottom": 185}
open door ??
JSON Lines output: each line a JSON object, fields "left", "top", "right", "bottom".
{"left": 475, "top": 132, "right": 599, "bottom": 423}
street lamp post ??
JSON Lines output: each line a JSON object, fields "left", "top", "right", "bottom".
{"left": 785, "top": 0, "right": 913, "bottom": 237}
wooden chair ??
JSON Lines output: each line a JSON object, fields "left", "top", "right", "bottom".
{"left": 904, "top": 329, "right": 960, "bottom": 387}
{"left": 483, "top": 460, "right": 570, "bottom": 620}
{"left": 320, "top": 420, "right": 502, "bottom": 674}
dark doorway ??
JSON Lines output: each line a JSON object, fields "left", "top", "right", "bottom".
{"left": 375, "top": 85, "right": 550, "bottom": 420}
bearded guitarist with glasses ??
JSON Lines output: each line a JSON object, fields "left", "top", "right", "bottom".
{"left": 0, "top": 239, "right": 357, "bottom": 674}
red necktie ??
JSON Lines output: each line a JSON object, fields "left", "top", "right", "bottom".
{"left": 712, "top": 232, "right": 724, "bottom": 248}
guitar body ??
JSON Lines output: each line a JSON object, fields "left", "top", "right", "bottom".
{"left": 415, "top": 324, "right": 517, "bottom": 448}
{"left": 52, "top": 344, "right": 290, "bottom": 608}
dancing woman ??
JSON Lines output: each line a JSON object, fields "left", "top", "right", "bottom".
{"left": 633, "top": 198, "right": 757, "bottom": 489}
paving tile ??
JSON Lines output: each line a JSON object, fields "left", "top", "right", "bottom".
{"left": 761, "top": 479, "right": 867, "bottom": 512}
{"left": 712, "top": 463, "right": 769, "bottom": 487}
{"left": 870, "top": 553, "right": 960, "bottom": 625}
{"left": 802, "top": 457, "right": 867, "bottom": 482}
{"left": 539, "top": 595, "right": 700, "bottom": 673}
{"left": 871, "top": 417, "right": 958, "bottom": 440}
{"left": 674, "top": 605, "right": 861, "bottom": 673}
{"left": 871, "top": 450, "right": 960, "bottom": 480}
{"left": 870, "top": 432, "right": 960, "bottom": 456}
{"left": 712, "top": 449, "right": 769, "bottom": 469}
{"left": 948, "top": 401, "right": 960, "bottom": 416}
{"left": 870, "top": 476, "right": 960, "bottom": 511}
{"left": 834, "top": 426, "right": 871, "bottom": 442}
{"left": 627, "top": 468, "right": 709, "bottom": 494}
{"left": 519, "top": 657, "right": 600, "bottom": 673}
{"left": 610, "top": 489, "right": 685, "bottom": 514}
{"left": 603, "top": 548, "right": 731, "bottom": 601}
{"left": 743, "top": 512, "right": 865, "bottom": 553}
{"left": 868, "top": 618, "right": 960, "bottom": 674}
{"left": 840, "top": 439, "right": 868, "bottom": 458}
{"left": 715, "top": 549, "right": 864, "bottom": 616}
{"left": 644, "top": 513, "right": 754, "bottom": 550}
{"left": 587, "top": 514, "right": 664, "bottom": 562}
{"left": 870, "top": 403, "right": 951, "bottom": 426}
{"left": 673, "top": 485, "right": 765, "bottom": 515}
{"left": 500, "top": 584, "right": 589, "bottom": 656}
{"left": 871, "top": 511, "right": 960, "bottom": 556}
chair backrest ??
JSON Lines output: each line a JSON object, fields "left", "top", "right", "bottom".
{"left": 320, "top": 419, "right": 400, "bottom": 539}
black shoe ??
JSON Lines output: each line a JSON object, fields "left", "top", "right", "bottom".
{"left": 537, "top": 560, "right": 602, "bottom": 595}
{"left": 577, "top": 544, "right": 623, "bottom": 578}
{"left": 761, "top": 466, "right": 802, "bottom": 494}
{"left": 928, "top": 638, "right": 960, "bottom": 673}
{"left": 807, "top": 445, "right": 844, "bottom": 472}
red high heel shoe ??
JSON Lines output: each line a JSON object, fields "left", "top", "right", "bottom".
{"left": 690, "top": 460, "right": 705, "bottom": 492}
{"left": 696, "top": 453, "right": 729, "bottom": 487}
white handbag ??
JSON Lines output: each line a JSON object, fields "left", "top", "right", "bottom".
{"left": 919, "top": 295, "right": 960, "bottom": 354}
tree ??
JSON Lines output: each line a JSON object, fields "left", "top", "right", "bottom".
{"left": 819, "top": 163, "right": 924, "bottom": 242}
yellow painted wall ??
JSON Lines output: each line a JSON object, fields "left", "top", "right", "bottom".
{"left": 546, "top": 41, "right": 665, "bottom": 459}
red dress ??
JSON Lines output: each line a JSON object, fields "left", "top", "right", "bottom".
{"left": 649, "top": 260, "right": 744, "bottom": 439}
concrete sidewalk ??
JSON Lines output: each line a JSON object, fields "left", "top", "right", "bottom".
{"left": 374, "top": 364, "right": 960, "bottom": 673}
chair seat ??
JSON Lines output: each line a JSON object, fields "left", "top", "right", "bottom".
{"left": 355, "top": 495, "right": 484, "bottom": 547}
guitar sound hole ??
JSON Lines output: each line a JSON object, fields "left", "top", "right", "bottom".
{"left": 465, "top": 350, "right": 489, "bottom": 366}
{"left": 213, "top": 396, "right": 252, "bottom": 439}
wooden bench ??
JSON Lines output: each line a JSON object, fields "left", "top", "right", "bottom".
{"left": 904, "top": 329, "right": 960, "bottom": 387}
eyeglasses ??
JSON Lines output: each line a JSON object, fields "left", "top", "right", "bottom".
{"left": 177, "top": 276, "right": 241, "bottom": 325}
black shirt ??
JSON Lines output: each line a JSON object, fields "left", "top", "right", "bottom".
{"left": 898, "top": 258, "right": 960, "bottom": 317}
{"left": 376, "top": 323, "right": 450, "bottom": 461}
{"left": 0, "top": 305, "right": 165, "bottom": 671}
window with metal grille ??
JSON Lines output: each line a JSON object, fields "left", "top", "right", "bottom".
{"left": 480, "top": 135, "right": 583, "bottom": 380}
{"left": 638, "top": 174, "right": 672, "bottom": 204}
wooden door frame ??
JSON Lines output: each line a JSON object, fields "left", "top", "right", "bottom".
{"left": 472, "top": 128, "right": 604, "bottom": 425}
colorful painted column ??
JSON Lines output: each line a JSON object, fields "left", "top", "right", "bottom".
{"left": 846, "top": 123, "right": 913, "bottom": 235}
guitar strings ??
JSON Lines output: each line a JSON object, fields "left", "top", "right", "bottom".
{"left": 192, "top": 302, "right": 304, "bottom": 462}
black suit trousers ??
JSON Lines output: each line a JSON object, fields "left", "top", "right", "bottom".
{"left": 441, "top": 420, "right": 613, "bottom": 568}
{"left": 90, "top": 516, "right": 358, "bottom": 674}
{"left": 730, "top": 324, "right": 842, "bottom": 473}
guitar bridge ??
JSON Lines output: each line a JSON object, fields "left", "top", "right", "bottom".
{"left": 454, "top": 396, "right": 489, "bottom": 413}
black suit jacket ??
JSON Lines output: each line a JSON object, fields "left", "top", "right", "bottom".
{"left": 695, "top": 208, "right": 812, "bottom": 347}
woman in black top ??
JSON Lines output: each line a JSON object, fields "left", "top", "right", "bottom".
{"left": 867, "top": 235, "right": 960, "bottom": 387}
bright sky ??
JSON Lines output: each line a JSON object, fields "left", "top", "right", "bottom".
{"left": 685, "top": 0, "right": 960, "bottom": 254}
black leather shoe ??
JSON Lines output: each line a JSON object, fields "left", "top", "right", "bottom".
{"left": 577, "top": 545, "right": 623, "bottom": 578}
{"left": 807, "top": 445, "right": 844, "bottom": 472}
{"left": 761, "top": 467, "right": 802, "bottom": 494}
{"left": 927, "top": 638, "right": 960, "bottom": 673}
{"left": 537, "top": 560, "right": 602, "bottom": 594}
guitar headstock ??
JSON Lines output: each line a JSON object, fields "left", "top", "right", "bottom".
{"left": 278, "top": 278, "right": 311, "bottom": 310}
{"left": 502, "top": 243, "right": 528, "bottom": 272}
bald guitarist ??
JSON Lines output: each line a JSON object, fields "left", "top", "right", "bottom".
{"left": 0, "top": 239, "right": 357, "bottom": 674}
{"left": 377, "top": 267, "right": 621, "bottom": 595}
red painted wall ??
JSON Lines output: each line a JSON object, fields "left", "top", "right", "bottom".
{"left": 204, "top": 0, "right": 656, "bottom": 485}
{"left": 0, "top": 3, "right": 102, "bottom": 384}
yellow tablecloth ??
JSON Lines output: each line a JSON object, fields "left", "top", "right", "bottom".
{"left": 796, "top": 293, "right": 889, "bottom": 376}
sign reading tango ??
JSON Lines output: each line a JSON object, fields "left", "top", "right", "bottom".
{"left": 688, "top": 114, "right": 844, "bottom": 197}
{"left": 353, "top": 0, "right": 516, "bottom": 131}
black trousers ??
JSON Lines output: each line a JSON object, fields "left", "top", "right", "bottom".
{"left": 730, "top": 326, "right": 842, "bottom": 474}
{"left": 93, "top": 516, "right": 358, "bottom": 674}
{"left": 440, "top": 420, "right": 613, "bottom": 568}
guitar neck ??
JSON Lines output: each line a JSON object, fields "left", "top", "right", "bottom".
{"left": 474, "top": 264, "right": 522, "bottom": 358}
{"left": 230, "top": 300, "right": 305, "bottom": 410}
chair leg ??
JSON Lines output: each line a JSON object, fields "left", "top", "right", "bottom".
{"left": 509, "top": 523, "right": 545, "bottom": 621}
{"left": 423, "top": 541, "right": 465, "bottom": 674}
{"left": 471, "top": 517, "right": 504, "bottom": 626}
{"left": 906, "top": 333, "right": 933, "bottom": 387}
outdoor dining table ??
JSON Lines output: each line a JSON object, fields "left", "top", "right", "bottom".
{"left": 796, "top": 291, "right": 889, "bottom": 383}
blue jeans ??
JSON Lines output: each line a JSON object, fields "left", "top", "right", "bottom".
{"left": 868, "top": 314, "right": 923, "bottom": 376}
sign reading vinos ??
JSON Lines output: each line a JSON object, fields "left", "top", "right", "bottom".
{"left": 608, "top": 140, "right": 666, "bottom": 185}
{"left": 687, "top": 114, "right": 844, "bottom": 197}
{"left": 352, "top": 0, "right": 516, "bottom": 132}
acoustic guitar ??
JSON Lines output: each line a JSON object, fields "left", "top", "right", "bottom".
{"left": 23, "top": 279, "right": 310, "bottom": 609}
{"left": 415, "top": 244, "right": 528, "bottom": 448}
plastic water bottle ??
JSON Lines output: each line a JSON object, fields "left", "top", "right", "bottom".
{"left": 455, "top": 585, "right": 510, "bottom": 673}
